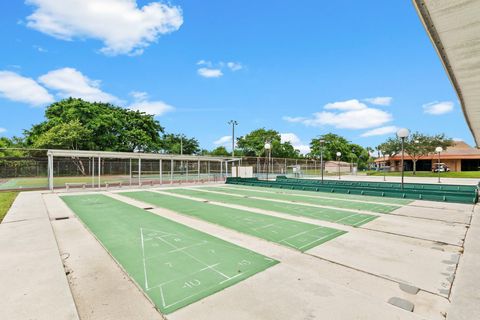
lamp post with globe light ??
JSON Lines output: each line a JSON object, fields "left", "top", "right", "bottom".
{"left": 435, "top": 146, "right": 443, "bottom": 183}
{"left": 265, "top": 141, "right": 271, "bottom": 180}
{"left": 396, "top": 128, "right": 410, "bottom": 189}
{"left": 336, "top": 151, "right": 342, "bottom": 180}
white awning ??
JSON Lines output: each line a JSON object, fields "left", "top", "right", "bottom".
{"left": 47, "top": 149, "right": 240, "bottom": 162}
{"left": 413, "top": 0, "right": 480, "bottom": 147}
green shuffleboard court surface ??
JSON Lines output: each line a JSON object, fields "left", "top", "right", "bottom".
{"left": 163, "top": 188, "right": 378, "bottom": 227}
{"left": 202, "top": 186, "right": 401, "bottom": 213}
{"left": 121, "top": 191, "right": 347, "bottom": 252}
{"left": 61, "top": 194, "right": 278, "bottom": 314}
{"left": 223, "top": 183, "right": 414, "bottom": 205}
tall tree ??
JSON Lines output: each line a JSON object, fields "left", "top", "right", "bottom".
{"left": 24, "top": 98, "right": 164, "bottom": 152}
{"left": 32, "top": 120, "right": 92, "bottom": 150}
{"left": 161, "top": 133, "right": 200, "bottom": 155}
{"left": 378, "top": 132, "right": 453, "bottom": 174}
{"left": 209, "top": 146, "right": 230, "bottom": 156}
{"left": 310, "top": 133, "right": 351, "bottom": 161}
{"left": 236, "top": 128, "right": 300, "bottom": 158}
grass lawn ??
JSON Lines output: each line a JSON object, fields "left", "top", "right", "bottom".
{"left": 366, "top": 171, "right": 480, "bottom": 179}
{"left": 0, "top": 192, "right": 18, "bottom": 222}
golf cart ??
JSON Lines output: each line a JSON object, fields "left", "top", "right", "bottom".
{"left": 432, "top": 163, "right": 450, "bottom": 172}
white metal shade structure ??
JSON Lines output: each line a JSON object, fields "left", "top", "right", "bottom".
{"left": 47, "top": 149, "right": 241, "bottom": 191}
{"left": 413, "top": 0, "right": 480, "bottom": 146}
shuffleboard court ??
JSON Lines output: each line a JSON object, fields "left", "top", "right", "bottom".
{"left": 222, "top": 184, "right": 414, "bottom": 205}
{"left": 120, "top": 191, "right": 346, "bottom": 251}
{"left": 162, "top": 188, "right": 378, "bottom": 227}
{"left": 202, "top": 186, "right": 401, "bottom": 213}
{"left": 61, "top": 194, "right": 278, "bottom": 314}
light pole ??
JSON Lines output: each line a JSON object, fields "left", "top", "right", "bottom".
{"left": 336, "top": 151, "right": 342, "bottom": 180}
{"left": 378, "top": 148, "right": 386, "bottom": 181}
{"left": 265, "top": 141, "right": 271, "bottom": 180}
{"left": 435, "top": 146, "right": 443, "bottom": 183}
{"left": 227, "top": 120, "right": 238, "bottom": 157}
{"left": 396, "top": 128, "right": 410, "bottom": 189}
{"left": 228, "top": 120, "right": 238, "bottom": 177}
{"left": 320, "top": 139, "right": 325, "bottom": 183}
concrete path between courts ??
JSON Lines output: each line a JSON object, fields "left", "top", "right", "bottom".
{"left": 0, "top": 192, "right": 79, "bottom": 320}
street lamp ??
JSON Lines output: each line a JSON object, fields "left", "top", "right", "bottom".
{"left": 265, "top": 141, "right": 271, "bottom": 180}
{"left": 320, "top": 139, "right": 325, "bottom": 183}
{"left": 378, "top": 148, "right": 386, "bottom": 181}
{"left": 435, "top": 146, "right": 443, "bottom": 183}
{"left": 336, "top": 151, "right": 342, "bottom": 180}
{"left": 227, "top": 120, "right": 238, "bottom": 157}
{"left": 396, "top": 128, "right": 410, "bottom": 189}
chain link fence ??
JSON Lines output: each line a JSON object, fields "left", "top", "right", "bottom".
{"left": 0, "top": 149, "right": 356, "bottom": 191}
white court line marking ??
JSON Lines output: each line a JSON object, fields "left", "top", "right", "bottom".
{"left": 147, "top": 263, "right": 221, "bottom": 292}
{"left": 159, "top": 284, "right": 166, "bottom": 307}
{"left": 155, "top": 236, "right": 232, "bottom": 281}
{"left": 140, "top": 228, "right": 149, "bottom": 290}
{"left": 184, "top": 187, "right": 380, "bottom": 215}
{"left": 297, "top": 230, "right": 345, "bottom": 250}
{"left": 278, "top": 226, "right": 324, "bottom": 243}
{"left": 161, "top": 260, "right": 275, "bottom": 310}
{"left": 251, "top": 222, "right": 278, "bottom": 231}
{"left": 166, "top": 241, "right": 208, "bottom": 254}
{"left": 219, "top": 272, "right": 243, "bottom": 284}
{"left": 352, "top": 215, "right": 378, "bottom": 227}
{"left": 334, "top": 211, "right": 377, "bottom": 225}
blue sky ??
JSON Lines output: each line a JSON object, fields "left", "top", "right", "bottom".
{"left": 0, "top": 0, "right": 473, "bottom": 153}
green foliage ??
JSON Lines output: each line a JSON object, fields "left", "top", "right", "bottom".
{"left": 161, "top": 133, "right": 200, "bottom": 155}
{"left": 377, "top": 131, "right": 454, "bottom": 173}
{"left": 32, "top": 119, "right": 92, "bottom": 150}
{"left": 0, "top": 192, "right": 18, "bottom": 223}
{"left": 310, "top": 133, "right": 370, "bottom": 169}
{"left": 24, "top": 98, "right": 164, "bottom": 152}
{"left": 310, "top": 133, "right": 350, "bottom": 161}
{"left": 209, "top": 146, "right": 230, "bottom": 156}
{"left": 0, "top": 137, "right": 26, "bottom": 157}
{"left": 236, "top": 128, "right": 301, "bottom": 158}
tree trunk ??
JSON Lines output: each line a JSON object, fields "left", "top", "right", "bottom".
{"left": 72, "top": 157, "right": 86, "bottom": 176}
{"left": 412, "top": 159, "right": 417, "bottom": 175}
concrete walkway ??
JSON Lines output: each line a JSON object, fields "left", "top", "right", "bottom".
{"left": 0, "top": 192, "right": 79, "bottom": 320}
{"left": 1, "top": 185, "right": 479, "bottom": 319}
{"left": 448, "top": 205, "right": 480, "bottom": 319}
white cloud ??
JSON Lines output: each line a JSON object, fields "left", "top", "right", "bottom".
{"left": 280, "top": 133, "right": 311, "bottom": 154}
{"left": 33, "top": 45, "right": 47, "bottom": 52}
{"left": 197, "top": 68, "right": 223, "bottom": 78}
{"left": 227, "top": 62, "right": 242, "bottom": 71}
{"left": 360, "top": 126, "right": 398, "bottom": 137}
{"left": 25, "top": 0, "right": 183, "bottom": 56}
{"left": 280, "top": 133, "right": 301, "bottom": 145}
{"left": 309, "top": 109, "right": 392, "bottom": 129}
{"left": 38, "top": 67, "right": 120, "bottom": 103}
{"left": 128, "top": 91, "right": 174, "bottom": 116}
{"left": 196, "top": 60, "right": 243, "bottom": 77}
{"left": 324, "top": 99, "right": 368, "bottom": 111}
{"left": 0, "top": 128, "right": 6, "bottom": 133}
{"left": 283, "top": 116, "right": 307, "bottom": 123}
{"left": 364, "top": 96, "right": 393, "bottom": 106}
{"left": 423, "top": 101, "right": 454, "bottom": 115}
{"left": 0, "top": 71, "right": 54, "bottom": 106}
{"left": 214, "top": 135, "right": 233, "bottom": 148}
{"left": 196, "top": 60, "right": 212, "bottom": 67}
{"left": 284, "top": 99, "right": 393, "bottom": 130}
